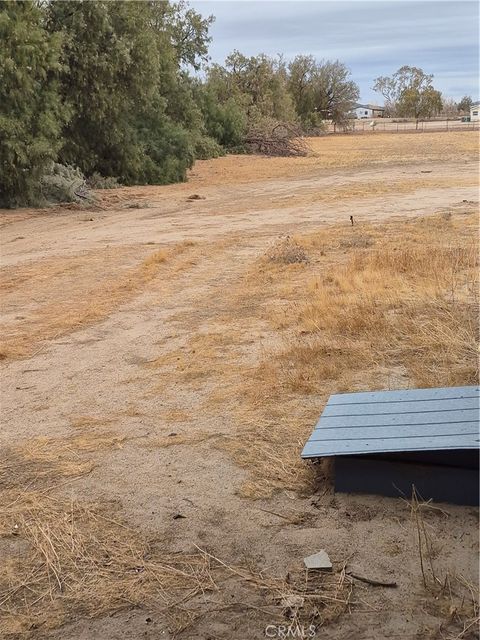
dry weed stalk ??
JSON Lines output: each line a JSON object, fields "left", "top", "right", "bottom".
{"left": 195, "top": 545, "right": 354, "bottom": 628}
{"left": 409, "top": 488, "right": 479, "bottom": 639}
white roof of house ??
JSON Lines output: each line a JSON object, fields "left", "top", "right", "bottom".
{"left": 354, "top": 103, "right": 385, "bottom": 110}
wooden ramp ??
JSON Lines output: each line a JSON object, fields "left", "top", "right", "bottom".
{"left": 301, "top": 386, "right": 479, "bottom": 505}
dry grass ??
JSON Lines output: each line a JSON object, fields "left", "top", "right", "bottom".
{"left": 140, "top": 212, "right": 478, "bottom": 500}
{"left": 1, "top": 132, "right": 478, "bottom": 639}
{"left": 286, "top": 220, "right": 478, "bottom": 391}
{"left": 180, "top": 132, "right": 479, "bottom": 187}
{"left": 0, "top": 434, "right": 353, "bottom": 637}
{"left": 0, "top": 241, "right": 196, "bottom": 360}
{"left": 264, "top": 236, "right": 310, "bottom": 265}
{"left": 211, "top": 213, "right": 478, "bottom": 498}
{"left": 0, "top": 434, "right": 214, "bottom": 636}
{"left": 145, "top": 432, "right": 215, "bottom": 448}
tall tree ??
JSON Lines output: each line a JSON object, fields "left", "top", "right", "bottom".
{"left": 46, "top": 0, "right": 213, "bottom": 184}
{"left": 288, "top": 57, "right": 359, "bottom": 128}
{"left": 313, "top": 60, "right": 359, "bottom": 126}
{"left": 149, "top": 0, "right": 213, "bottom": 70}
{"left": 287, "top": 55, "right": 318, "bottom": 127}
{"left": 457, "top": 95, "right": 473, "bottom": 114}
{"left": 373, "top": 66, "right": 442, "bottom": 122}
{"left": 0, "top": 0, "right": 66, "bottom": 207}
{"left": 208, "top": 51, "right": 295, "bottom": 122}
{"left": 47, "top": 1, "right": 161, "bottom": 180}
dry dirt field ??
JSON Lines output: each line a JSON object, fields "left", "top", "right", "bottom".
{"left": 0, "top": 132, "right": 479, "bottom": 640}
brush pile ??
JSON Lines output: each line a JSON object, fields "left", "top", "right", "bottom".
{"left": 265, "top": 236, "right": 310, "bottom": 265}
{"left": 246, "top": 122, "right": 310, "bottom": 157}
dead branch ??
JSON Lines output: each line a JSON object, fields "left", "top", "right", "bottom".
{"left": 347, "top": 572, "right": 397, "bottom": 588}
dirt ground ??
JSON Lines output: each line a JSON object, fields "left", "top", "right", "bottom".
{"left": 1, "top": 132, "right": 479, "bottom": 640}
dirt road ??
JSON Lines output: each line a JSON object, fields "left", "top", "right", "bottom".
{"left": 1, "top": 133, "right": 478, "bottom": 639}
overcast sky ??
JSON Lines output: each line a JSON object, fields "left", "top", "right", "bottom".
{"left": 191, "top": 0, "right": 479, "bottom": 103}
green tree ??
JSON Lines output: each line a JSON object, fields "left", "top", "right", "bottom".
{"left": 288, "top": 57, "right": 359, "bottom": 128}
{"left": 373, "top": 66, "right": 442, "bottom": 123}
{"left": 207, "top": 51, "right": 295, "bottom": 122}
{"left": 149, "top": 0, "right": 213, "bottom": 70}
{"left": 196, "top": 83, "right": 247, "bottom": 148}
{"left": 47, "top": 1, "right": 160, "bottom": 180}
{"left": 0, "top": 0, "right": 66, "bottom": 207}
{"left": 287, "top": 55, "right": 318, "bottom": 128}
{"left": 46, "top": 0, "right": 212, "bottom": 185}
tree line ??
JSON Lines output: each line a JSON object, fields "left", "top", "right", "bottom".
{"left": 0, "top": 1, "right": 473, "bottom": 208}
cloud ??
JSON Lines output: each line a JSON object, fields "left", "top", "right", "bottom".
{"left": 192, "top": 0, "right": 479, "bottom": 100}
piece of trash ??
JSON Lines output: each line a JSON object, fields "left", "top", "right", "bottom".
{"left": 168, "top": 432, "right": 177, "bottom": 437}
{"left": 12, "top": 524, "right": 19, "bottom": 536}
{"left": 187, "top": 194, "right": 205, "bottom": 200}
{"left": 173, "top": 513, "right": 186, "bottom": 520}
{"left": 303, "top": 550, "right": 332, "bottom": 570}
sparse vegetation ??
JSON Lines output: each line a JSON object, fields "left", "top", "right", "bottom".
{"left": 264, "top": 236, "right": 310, "bottom": 264}
{"left": 213, "top": 214, "right": 478, "bottom": 498}
{"left": 40, "top": 163, "right": 94, "bottom": 205}
{"left": 0, "top": 242, "right": 197, "bottom": 359}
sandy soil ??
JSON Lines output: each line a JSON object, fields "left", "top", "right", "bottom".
{"left": 1, "top": 132, "right": 479, "bottom": 640}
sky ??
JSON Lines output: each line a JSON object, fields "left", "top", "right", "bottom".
{"left": 191, "top": 0, "right": 479, "bottom": 103}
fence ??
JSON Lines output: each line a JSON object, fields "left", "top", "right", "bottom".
{"left": 326, "top": 119, "right": 479, "bottom": 135}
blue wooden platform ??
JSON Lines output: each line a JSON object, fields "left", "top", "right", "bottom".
{"left": 302, "top": 386, "right": 480, "bottom": 505}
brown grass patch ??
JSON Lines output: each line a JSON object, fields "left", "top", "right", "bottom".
{"left": 140, "top": 213, "right": 477, "bottom": 500}
{"left": 264, "top": 236, "right": 310, "bottom": 265}
{"left": 69, "top": 415, "right": 116, "bottom": 430}
{"left": 0, "top": 445, "right": 217, "bottom": 636}
{"left": 145, "top": 432, "right": 216, "bottom": 448}
{"left": 0, "top": 434, "right": 352, "bottom": 637}
{"left": 0, "top": 241, "right": 196, "bottom": 360}
{"left": 182, "top": 132, "right": 479, "bottom": 187}
{"left": 211, "top": 213, "right": 479, "bottom": 498}
{"left": 148, "top": 330, "right": 241, "bottom": 388}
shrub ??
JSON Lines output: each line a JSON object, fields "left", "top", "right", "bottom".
{"left": 265, "top": 236, "right": 310, "bottom": 264}
{"left": 40, "top": 163, "right": 94, "bottom": 205}
{"left": 193, "top": 135, "right": 225, "bottom": 160}
{"left": 86, "top": 173, "right": 122, "bottom": 190}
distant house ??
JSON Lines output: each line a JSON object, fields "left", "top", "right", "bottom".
{"left": 470, "top": 102, "right": 480, "bottom": 122}
{"left": 354, "top": 103, "right": 385, "bottom": 119}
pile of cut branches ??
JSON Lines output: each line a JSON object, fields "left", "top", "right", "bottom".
{"left": 246, "top": 122, "right": 310, "bottom": 157}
